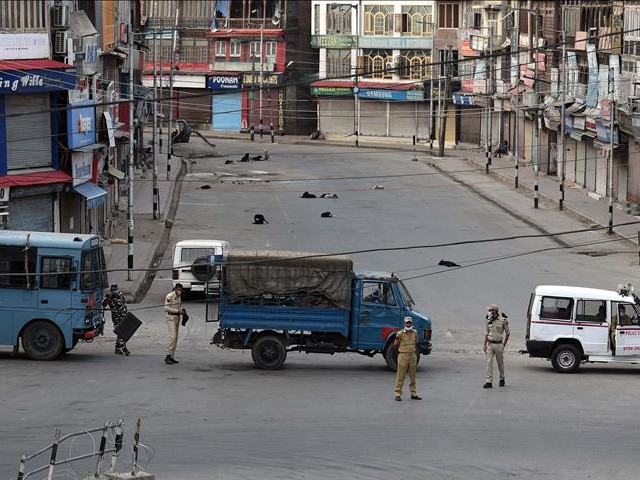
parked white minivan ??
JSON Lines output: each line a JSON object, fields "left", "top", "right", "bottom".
{"left": 172, "top": 240, "right": 229, "bottom": 296}
{"left": 526, "top": 284, "right": 640, "bottom": 372}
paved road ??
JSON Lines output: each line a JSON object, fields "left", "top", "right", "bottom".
{"left": 2, "top": 140, "right": 640, "bottom": 479}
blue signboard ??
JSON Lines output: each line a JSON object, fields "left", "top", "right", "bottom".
{"left": 67, "top": 101, "right": 97, "bottom": 150}
{"left": 357, "top": 89, "right": 423, "bottom": 101}
{"left": 452, "top": 94, "right": 474, "bottom": 106}
{"left": 0, "top": 69, "right": 75, "bottom": 93}
{"left": 207, "top": 74, "right": 241, "bottom": 90}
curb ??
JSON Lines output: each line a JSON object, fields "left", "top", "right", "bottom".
{"left": 130, "top": 158, "right": 187, "bottom": 304}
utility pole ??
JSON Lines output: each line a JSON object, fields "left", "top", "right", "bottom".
{"left": 485, "top": 25, "right": 494, "bottom": 174}
{"left": 167, "top": 7, "right": 178, "bottom": 180}
{"left": 355, "top": 1, "right": 360, "bottom": 148}
{"left": 259, "top": 22, "right": 264, "bottom": 139}
{"left": 608, "top": 66, "right": 615, "bottom": 234}
{"left": 250, "top": 42, "right": 256, "bottom": 141}
{"left": 428, "top": 77, "right": 433, "bottom": 149}
{"left": 533, "top": 8, "right": 540, "bottom": 208}
{"left": 152, "top": 31, "right": 159, "bottom": 220}
{"left": 127, "top": 29, "right": 134, "bottom": 281}
{"left": 158, "top": 29, "right": 163, "bottom": 150}
{"left": 512, "top": 5, "right": 520, "bottom": 188}
{"left": 559, "top": 29, "right": 567, "bottom": 210}
{"left": 438, "top": 46, "right": 452, "bottom": 158}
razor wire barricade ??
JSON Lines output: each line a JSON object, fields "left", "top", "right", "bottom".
{"left": 16, "top": 418, "right": 153, "bottom": 480}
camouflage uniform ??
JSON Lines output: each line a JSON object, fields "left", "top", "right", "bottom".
{"left": 103, "top": 289, "right": 129, "bottom": 354}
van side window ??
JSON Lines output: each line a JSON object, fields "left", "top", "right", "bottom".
{"left": 576, "top": 299, "right": 606, "bottom": 323}
{"left": 540, "top": 296, "right": 573, "bottom": 321}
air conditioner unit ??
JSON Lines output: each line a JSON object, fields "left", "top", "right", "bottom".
{"left": 54, "top": 31, "right": 68, "bottom": 54}
{"left": 52, "top": 4, "right": 69, "bottom": 28}
{"left": 630, "top": 97, "right": 640, "bottom": 114}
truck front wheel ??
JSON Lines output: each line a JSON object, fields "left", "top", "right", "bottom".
{"left": 383, "top": 344, "right": 420, "bottom": 372}
{"left": 252, "top": 336, "right": 287, "bottom": 370}
{"left": 551, "top": 344, "right": 581, "bottom": 373}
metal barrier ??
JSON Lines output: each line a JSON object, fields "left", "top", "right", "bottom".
{"left": 16, "top": 418, "right": 147, "bottom": 479}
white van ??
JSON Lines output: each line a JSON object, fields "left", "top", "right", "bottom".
{"left": 172, "top": 240, "right": 229, "bottom": 295}
{"left": 526, "top": 284, "right": 640, "bottom": 372}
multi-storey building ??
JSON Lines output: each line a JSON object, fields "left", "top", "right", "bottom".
{"left": 311, "top": 1, "right": 436, "bottom": 140}
{"left": 0, "top": 0, "right": 143, "bottom": 234}
{"left": 142, "top": 0, "right": 314, "bottom": 135}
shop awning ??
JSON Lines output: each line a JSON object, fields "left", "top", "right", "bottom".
{"left": 107, "top": 166, "right": 125, "bottom": 180}
{"left": 72, "top": 142, "right": 106, "bottom": 152}
{"left": 73, "top": 181, "right": 107, "bottom": 209}
{"left": 565, "top": 102, "right": 586, "bottom": 115}
{"left": 0, "top": 59, "right": 73, "bottom": 71}
{"left": 0, "top": 169, "right": 72, "bottom": 188}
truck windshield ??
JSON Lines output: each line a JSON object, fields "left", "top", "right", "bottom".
{"left": 397, "top": 280, "right": 414, "bottom": 308}
{"left": 81, "top": 247, "right": 108, "bottom": 291}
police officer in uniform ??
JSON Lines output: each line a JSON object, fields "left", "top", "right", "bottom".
{"left": 394, "top": 317, "right": 422, "bottom": 401}
{"left": 101, "top": 284, "right": 130, "bottom": 356}
{"left": 164, "top": 283, "right": 187, "bottom": 365}
{"left": 484, "top": 304, "right": 509, "bottom": 388}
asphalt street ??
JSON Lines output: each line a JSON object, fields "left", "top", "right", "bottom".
{"left": 3, "top": 139, "right": 640, "bottom": 479}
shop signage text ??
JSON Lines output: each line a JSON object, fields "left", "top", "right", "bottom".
{"left": 357, "top": 89, "right": 423, "bottom": 102}
{"left": 72, "top": 151, "right": 93, "bottom": 186}
{"left": 67, "top": 101, "right": 97, "bottom": 149}
{"left": 311, "top": 86, "right": 352, "bottom": 96}
{"left": 311, "top": 35, "right": 355, "bottom": 49}
{"left": 0, "top": 69, "right": 75, "bottom": 93}
{"left": 242, "top": 73, "right": 280, "bottom": 86}
{"left": 0, "top": 33, "right": 50, "bottom": 60}
{"left": 207, "top": 75, "right": 241, "bottom": 90}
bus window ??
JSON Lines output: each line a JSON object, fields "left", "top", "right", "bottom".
{"left": 40, "top": 257, "right": 73, "bottom": 289}
{"left": 81, "top": 248, "right": 108, "bottom": 291}
{"left": 0, "top": 246, "right": 36, "bottom": 288}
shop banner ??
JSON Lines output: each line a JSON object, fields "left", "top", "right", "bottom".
{"left": 68, "top": 101, "right": 97, "bottom": 149}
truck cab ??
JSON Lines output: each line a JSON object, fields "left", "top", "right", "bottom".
{"left": 526, "top": 283, "right": 640, "bottom": 372}
{"left": 352, "top": 273, "right": 431, "bottom": 369}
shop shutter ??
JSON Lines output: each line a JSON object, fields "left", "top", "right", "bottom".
{"left": 627, "top": 142, "right": 640, "bottom": 204}
{"left": 585, "top": 143, "right": 596, "bottom": 191}
{"left": 212, "top": 92, "right": 242, "bottom": 131}
{"left": 5, "top": 94, "right": 52, "bottom": 170}
{"left": 8, "top": 194, "right": 53, "bottom": 232}
{"left": 318, "top": 98, "right": 354, "bottom": 134}
{"left": 388, "top": 103, "right": 417, "bottom": 138}
{"left": 459, "top": 106, "right": 482, "bottom": 145}
{"left": 359, "top": 100, "right": 386, "bottom": 136}
{"left": 416, "top": 103, "right": 431, "bottom": 141}
{"left": 176, "top": 88, "right": 211, "bottom": 127}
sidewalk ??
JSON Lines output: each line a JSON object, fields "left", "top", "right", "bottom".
{"left": 110, "top": 129, "right": 640, "bottom": 303}
{"left": 103, "top": 141, "right": 185, "bottom": 304}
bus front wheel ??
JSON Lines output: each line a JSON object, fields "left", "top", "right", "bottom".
{"left": 22, "top": 321, "right": 64, "bottom": 361}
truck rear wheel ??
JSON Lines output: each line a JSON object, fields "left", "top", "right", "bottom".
{"left": 22, "top": 321, "right": 64, "bottom": 361}
{"left": 252, "top": 336, "right": 287, "bottom": 370}
{"left": 551, "top": 344, "right": 581, "bottom": 373}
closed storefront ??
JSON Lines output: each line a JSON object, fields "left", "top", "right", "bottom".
{"left": 176, "top": 88, "right": 211, "bottom": 128}
{"left": 212, "top": 92, "right": 242, "bottom": 131}
{"left": 627, "top": 140, "right": 640, "bottom": 204}
{"left": 359, "top": 100, "right": 387, "bottom": 137}
{"left": 5, "top": 93, "right": 52, "bottom": 169}
{"left": 317, "top": 98, "right": 354, "bottom": 134}
{"left": 388, "top": 103, "right": 418, "bottom": 138}
{"left": 459, "top": 106, "right": 482, "bottom": 145}
{"left": 575, "top": 139, "right": 587, "bottom": 186}
{"left": 9, "top": 190, "right": 53, "bottom": 231}
{"left": 585, "top": 142, "right": 596, "bottom": 191}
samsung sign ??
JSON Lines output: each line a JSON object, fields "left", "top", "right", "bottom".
{"left": 207, "top": 75, "right": 241, "bottom": 90}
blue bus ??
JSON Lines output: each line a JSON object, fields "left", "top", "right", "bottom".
{"left": 0, "top": 231, "right": 107, "bottom": 360}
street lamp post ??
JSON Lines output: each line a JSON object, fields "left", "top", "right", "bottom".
{"left": 608, "top": 67, "right": 615, "bottom": 234}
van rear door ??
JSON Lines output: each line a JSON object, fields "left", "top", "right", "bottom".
{"left": 574, "top": 298, "right": 609, "bottom": 354}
